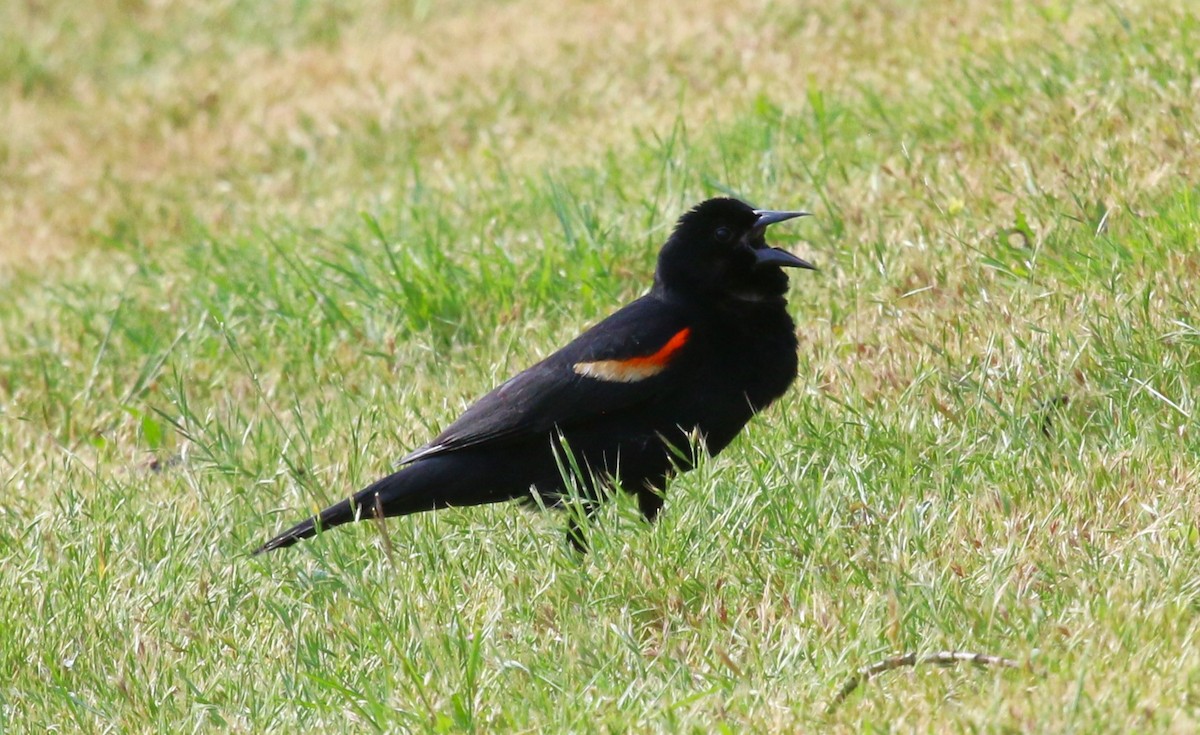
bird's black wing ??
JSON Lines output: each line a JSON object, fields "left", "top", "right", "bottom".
{"left": 397, "top": 295, "right": 694, "bottom": 465}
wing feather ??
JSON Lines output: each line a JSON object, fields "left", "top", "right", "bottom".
{"left": 397, "top": 295, "right": 692, "bottom": 465}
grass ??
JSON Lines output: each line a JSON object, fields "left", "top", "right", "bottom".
{"left": 2, "top": 0, "right": 1200, "bottom": 730}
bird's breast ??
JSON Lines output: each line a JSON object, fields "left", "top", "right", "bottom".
{"left": 708, "top": 305, "right": 799, "bottom": 410}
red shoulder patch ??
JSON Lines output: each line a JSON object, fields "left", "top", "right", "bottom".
{"left": 572, "top": 328, "right": 692, "bottom": 383}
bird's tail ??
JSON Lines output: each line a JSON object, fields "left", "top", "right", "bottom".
{"left": 253, "top": 464, "right": 433, "bottom": 555}
{"left": 253, "top": 493, "right": 370, "bottom": 554}
{"left": 253, "top": 457, "right": 488, "bottom": 554}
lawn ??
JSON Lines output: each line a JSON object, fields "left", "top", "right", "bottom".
{"left": 2, "top": 0, "right": 1199, "bottom": 731}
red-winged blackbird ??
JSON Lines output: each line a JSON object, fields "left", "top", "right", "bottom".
{"left": 255, "top": 197, "right": 813, "bottom": 554}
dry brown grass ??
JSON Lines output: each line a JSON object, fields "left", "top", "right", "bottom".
{"left": 3, "top": 0, "right": 1164, "bottom": 267}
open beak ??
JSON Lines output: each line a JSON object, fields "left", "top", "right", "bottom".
{"left": 753, "top": 209, "right": 811, "bottom": 228}
{"left": 751, "top": 209, "right": 815, "bottom": 270}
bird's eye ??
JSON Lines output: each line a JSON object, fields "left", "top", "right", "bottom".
{"left": 714, "top": 226, "right": 733, "bottom": 243}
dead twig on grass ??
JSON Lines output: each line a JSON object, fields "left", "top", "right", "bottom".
{"left": 827, "top": 650, "right": 1023, "bottom": 713}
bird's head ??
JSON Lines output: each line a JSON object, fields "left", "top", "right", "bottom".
{"left": 654, "top": 197, "right": 813, "bottom": 302}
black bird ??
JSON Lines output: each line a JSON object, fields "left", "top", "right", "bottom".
{"left": 255, "top": 197, "right": 813, "bottom": 554}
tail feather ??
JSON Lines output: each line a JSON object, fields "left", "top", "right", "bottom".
{"left": 253, "top": 495, "right": 367, "bottom": 554}
{"left": 253, "top": 458, "right": 471, "bottom": 554}
{"left": 254, "top": 452, "right": 524, "bottom": 554}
